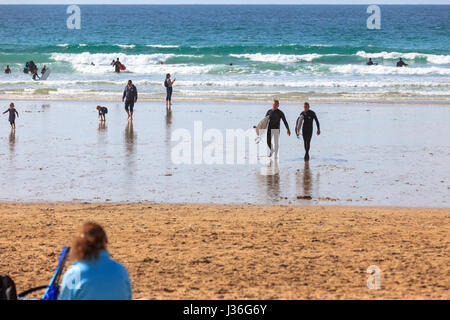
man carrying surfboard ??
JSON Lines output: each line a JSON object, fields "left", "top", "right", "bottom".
{"left": 265, "top": 99, "right": 290, "bottom": 158}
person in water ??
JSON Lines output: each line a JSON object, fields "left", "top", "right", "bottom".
{"left": 396, "top": 58, "right": 408, "bottom": 67}
{"left": 113, "top": 58, "right": 122, "bottom": 73}
{"left": 295, "top": 102, "right": 320, "bottom": 161}
{"left": 59, "top": 222, "right": 132, "bottom": 300}
{"left": 164, "top": 73, "right": 176, "bottom": 110}
{"left": 3, "top": 102, "right": 19, "bottom": 130}
{"left": 41, "top": 65, "right": 47, "bottom": 75}
{"left": 265, "top": 99, "right": 290, "bottom": 158}
{"left": 122, "top": 80, "right": 138, "bottom": 121}
{"left": 23, "top": 62, "right": 30, "bottom": 74}
{"left": 366, "top": 58, "right": 374, "bottom": 65}
{"left": 4, "top": 65, "right": 11, "bottom": 74}
{"left": 96, "top": 105, "right": 108, "bottom": 122}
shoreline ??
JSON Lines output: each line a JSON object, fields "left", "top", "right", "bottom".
{"left": 1, "top": 96, "right": 450, "bottom": 106}
{"left": 1, "top": 202, "right": 448, "bottom": 299}
{"left": 1, "top": 200, "right": 450, "bottom": 210}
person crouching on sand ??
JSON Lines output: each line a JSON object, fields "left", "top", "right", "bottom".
{"left": 96, "top": 105, "right": 108, "bottom": 122}
{"left": 59, "top": 222, "right": 132, "bottom": 300}
{"left": 3, "top": 103, "right": 19, "bottom": 131}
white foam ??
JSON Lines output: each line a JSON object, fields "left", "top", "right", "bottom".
{"left": 331, "top": 64, "right": 450, "bottom": 75}
{"left": 230, "top": 53, "right": 324, "bottom": 63}
{"left": 146, "top": 44, "right": 180, "bottom": 48}
{"left": 356, "top": 51, "right": 450, "bottom": 64}
{"left": 114, "top": 44, "right": 136, "bottom": 48}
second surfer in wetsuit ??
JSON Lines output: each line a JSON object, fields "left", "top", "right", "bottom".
{"left": 265, "top": 99, "right": 290, "bottom": 158}
{"left": 295, "top": 102, "right": 320, "bottom": 161}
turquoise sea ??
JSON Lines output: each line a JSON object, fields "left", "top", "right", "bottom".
{"left": 0, "top": 5, "right": 449, "bottom": 101}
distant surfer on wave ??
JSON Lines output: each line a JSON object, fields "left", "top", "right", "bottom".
{"left": 366, "top": 58, "right": 374, "bottom": 65}
{"left": 4, "top": 65, "right": 11, "bottom": 74}
{"left": 396, "top": 58, "right": 408, "bottom": 67}
{"left": 295, "top": 102, "right": 320, "bottom": 161}
{"left": 265, "top": 99, "right": 290, "bottom": 158}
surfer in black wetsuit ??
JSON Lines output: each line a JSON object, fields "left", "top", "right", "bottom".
{"left": 366, "top": 58, "right": 374, "bottom": 65}
{"left": 396, "top": 58, "right": 407, "bottom": 67}
{"left": 4, "top": 65, "right": 11, "bottom": 74}
{"left": 164, "top": 73, "right": 176, "bottom": 111}
{"left": 265, "top": 99, "right": 290, "bottom": 158}
{"left": 295, "top": 102, "right": 320, "bottom": 161}
{"left": 113, "top": 58, "right": 121, "bottom": 73}
{"left": 3, "top": 102, "right": 19, "bottom": 130}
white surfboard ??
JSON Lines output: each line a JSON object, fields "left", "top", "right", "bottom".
{"left": 254, "top": 115, "right": 270, "bottom": 143}
{"left": 39, "top": 68, "right": 51, "bottom": 80}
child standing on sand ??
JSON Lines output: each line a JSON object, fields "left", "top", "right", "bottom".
{"left": 96, "top": 105, "right": 108, "bottom": 122}
{"left": 3, "top": 103, "right": 19, "bottom": 130}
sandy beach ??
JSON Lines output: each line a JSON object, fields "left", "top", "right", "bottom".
{"left": 0, "top": 202, "right": 448, "bottom": 300}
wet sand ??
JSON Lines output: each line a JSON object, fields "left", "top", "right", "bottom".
{"left": 0, "top": 99, "right": 449, "bottom": 207}
{"left": 0, "top": 202, "right": 448, "bottom": 299}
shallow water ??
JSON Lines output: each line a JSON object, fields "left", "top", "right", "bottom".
{"left": 0, "top": 100, "right": 449, "bottom": 207}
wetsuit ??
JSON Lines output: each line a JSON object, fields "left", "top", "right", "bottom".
{"left": 114, "top": 61, "right": 121, "bottom": 73}
{"left": 366, "top": 60, "right": 374, "bottom": 65}
{"left": 299, "top": 110, "right": 320, "bottom": 159}
{"left": 4, "top": 108, "right": 19, "bottom": 124}
{"left": 164, "top": 79, "right": 173, "bottom": 102}
{"left": 397, "top": 60, "right": 407, "bottom": 67}
{"left": 5, "top": 67, "right": 11, "bottom": 74}
{"left": 265, "top": 108, "right": 290, "bottom": 153}
{"left": 123, "top": 85, "right": 138, "bottom": 113}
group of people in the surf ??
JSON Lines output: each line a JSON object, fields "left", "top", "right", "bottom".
{"left": 110, "top": 58, "right": 126, "bottom": 73}
{"left": 22, "top": 61, "right": 47, "bottom": 80}
{"left": 366, "top": 57, "right": 408, "bottom": 67}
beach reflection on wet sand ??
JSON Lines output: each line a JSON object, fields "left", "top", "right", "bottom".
{"left": 0, "top": 100, "right": 449, "bottom": 207}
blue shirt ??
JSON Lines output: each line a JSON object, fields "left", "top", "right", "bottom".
{"left": 59, "top": 250, "right": 132, "bottom": 300}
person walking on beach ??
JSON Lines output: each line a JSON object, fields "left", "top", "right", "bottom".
{"left": 59, "top": 222, "right": 132, "bottom": 300}
{"left": 122, "top": 80, "right": 138, "bottom": 121}
{"left": 96, "top": 105, "right": 108, "bottom": 122}
{"left": 265, "top": 99, "right": 290, "bottom": 158}
{"left": 164, "top": 73, "right": 176, "bottom": 110}
{"left": 3, "top": 103, "right": 19, "bottom": 130}
{"left": 295, "top": 102, "right": 320, "bottom": 161}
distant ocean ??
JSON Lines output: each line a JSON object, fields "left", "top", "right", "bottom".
{"left": 0, "top": 5, "right": 449, "bottom": 102}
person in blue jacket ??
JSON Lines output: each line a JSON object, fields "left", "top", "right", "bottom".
{"left": 59, "top": 222, "right": 132, "bottom": 300}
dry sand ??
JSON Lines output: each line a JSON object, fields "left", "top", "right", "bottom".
{"left": 0, "top": 202, "right": 448, "bottom": 299}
